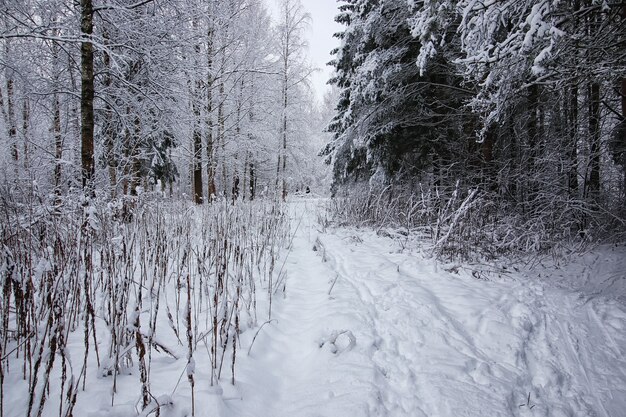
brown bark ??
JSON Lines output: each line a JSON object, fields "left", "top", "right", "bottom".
{"left": 80, "top": 0, "right": 95, "bottom": 192}
{"left": 248, "top": 158, "right": 256, "bottom": 201}
{"left": 192, "top": 125, "right": 203, "bottom": 204}
{"left": 191, "top": 18, "right": 203, "bottom": 205}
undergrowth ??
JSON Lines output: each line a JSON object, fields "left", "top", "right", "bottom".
{"left": 322, "top": 182, "right": 626, "bottom": 262}
{"left": 0, "top": 188, "right": 289, "bottom": 417}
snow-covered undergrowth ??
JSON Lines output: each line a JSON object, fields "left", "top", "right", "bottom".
{"left": 3, "top": 196, "right": 625, "bottom": 417}
{"left": 325, "top": 184, "right": 625, "bottom": 261}
{"left": 1, "top": 194, "right": 289, "bottom": 417}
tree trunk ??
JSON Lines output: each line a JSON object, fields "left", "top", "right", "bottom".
{"left": 568, "top": 86, "right": 579, "bottom": 197}
{"left": 526, "top": 83, "right": 539, "bottom": 204}
{"left": 206, "top": 23, "right": 216, "bottom": 200}
{"left": 3, "top": 38, "right": 18, "bottom": 174}
{"left": 481, "top": 127, "right": 496, "bottom": 192}
{"left": 0, "top": 69, "right": 7, "bottom": 129}
{"left": 249, "top": 156, "right": 256, "bottom": 201}
{"left": 122, "top": 106, "right": 132, "bottom": 195}
{"left": 192, "top": 114, "right": 203, "bottom": 203}
{"left": 218, "top": 79, "right": 226, "bottom": 197}
{"left": 622, "top": 78, "right": 626, "bottom": 128}
{"left": 280, "top": 54, "right": 288, "bottom": 201}
{"left": 53, "top": 91, "right": 62, "bottom": 195}
{"left": 67, "top": 47, "right": 81, "bottom": 188}
{"left": 277, "top": 0, "right": 293, "bottom": 202}
{"left": 80, "top": 0, "right": 95, "bottom": 192}
{"left": 192, "top": 125, "right": 204, "bottom": 204}
{"left": 21, "top": 98, "right": 30, "bottom": 170}
{"left": 586, "top": 82, "right": 601, "bottom": 199}
{"left": 130, "top": 115, "right": 142, "bottom": 196}
{"left": 245, "top": 76, "right": 257, "bottom": 201}
{"left": 281, "top": 96, "right": 287, "bottom": 201}
{"left": 622, "top": 76, "right": 626, "bottom": 200}
{"left": 232, "top": 169, "right": 240, "bottom": 202}
{"left": 6, "top": 76, "right": 17, "bottom": 163}
{"left": 510, "top": 122, "right": 520, "bottom": 202}
{"left": 191, "top": 18, "right": 204, "bottom": 204}
{"left": 232, "top": 78, "right": 244, "bottom": 202}
{"left": 103, "top": 29, "right": 118, "bottom": 199}
{"left": 621, "top": 3, "right": 626, "bottom": 202}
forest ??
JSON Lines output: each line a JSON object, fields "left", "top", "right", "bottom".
{"left": 0, "top": 0, "right": 328, "bottom": 203}
{"left": 0, "top": 1, "right": 321, "bottom": 416}
{"left": 0, "top": 0, "right": 625, "bottom": 416}
{"left": 324, "top": 0, "right": 626, "bottom": 256}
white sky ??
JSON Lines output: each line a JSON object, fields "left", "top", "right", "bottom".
{"left": 266, "top": 0, "right": 342, "bottom": 103}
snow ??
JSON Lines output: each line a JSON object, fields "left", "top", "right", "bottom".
{"left": 4, "top": 198, "right": 626, "bottom": 417}
{"left": 224, "top": 199, "right": 626, "bottom": 417}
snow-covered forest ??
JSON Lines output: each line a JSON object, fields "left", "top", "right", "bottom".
{"left": 324, "top": 0, "right": 626, "bottom": 255}
{"left": 0, "top": 0, "right": 329, "bottom": 201}
{"left": 1, "top": 0, "right": 625, "bottom": 416}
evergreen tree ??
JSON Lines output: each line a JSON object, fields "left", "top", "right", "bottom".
{"left": 325, "top": 0, "right": 470, "bottom": 194}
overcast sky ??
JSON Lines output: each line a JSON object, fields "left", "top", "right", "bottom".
{"left": 266, "top": 0, "right": 342, "bottom": 103}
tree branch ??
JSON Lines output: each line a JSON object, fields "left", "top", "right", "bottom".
{"left": 93, "top": 0, "right": 157, "bottom": 12}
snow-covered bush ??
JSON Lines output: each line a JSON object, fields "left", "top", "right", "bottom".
{"left": 324, "top": 181, "right": 625, "bottom": 261}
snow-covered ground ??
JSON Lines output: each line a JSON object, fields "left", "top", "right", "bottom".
{"left": 6, "top": 198, "right": 625, "bottom": 417}
{"left": 224, "top": 199, "right": 626, "bottom": 417}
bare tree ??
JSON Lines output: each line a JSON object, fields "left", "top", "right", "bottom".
{"left": 275, "top": 0, "right": 311, "bottom": 200}
{"left": 80, "top": 0, "right": 95, "bottom": 192}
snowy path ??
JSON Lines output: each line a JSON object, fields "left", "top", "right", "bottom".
{"left": 226, "top": 200, "right": 626, "bottom": 417}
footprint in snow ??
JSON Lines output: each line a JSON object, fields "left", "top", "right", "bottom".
{"left": 319, "top": 330, "right": 357, "bottom": 355}
{"left": 466, "top": 359, "right": 493, "bottom": 386}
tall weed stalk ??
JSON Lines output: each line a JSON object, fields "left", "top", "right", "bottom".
{"left": 0, "top": 189, "right": 288, "bottom": 416}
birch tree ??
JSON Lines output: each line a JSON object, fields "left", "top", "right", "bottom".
{"left": 275, "top": 0, "right": 311, "bottom": 200}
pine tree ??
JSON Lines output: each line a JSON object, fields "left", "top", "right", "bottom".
{"left": 325, "top": 0, "right": 469, "bottom": 194}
